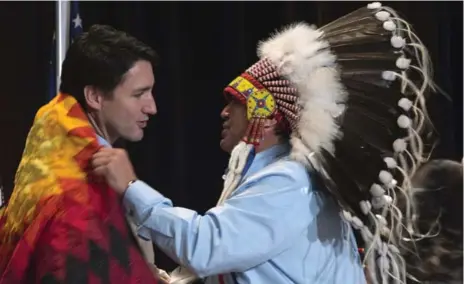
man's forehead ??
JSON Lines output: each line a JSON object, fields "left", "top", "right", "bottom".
{"left": 119, "top": 62, "right": 155, "bottom": 91}
{"left": 112, "top": 77, "right": 154, "bottom": 96}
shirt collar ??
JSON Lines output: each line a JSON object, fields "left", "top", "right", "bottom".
{"left": 97, "top": 135, "right": 112, "bottom": 148}
{"left": 242, "top": 142, "right": 291, "bottom": 180}
{"left": 222, "top": 142, "right": 291, "bottom": 181}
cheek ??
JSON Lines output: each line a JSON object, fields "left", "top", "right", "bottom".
{"left": 239, "top": 118, "right": 249, "bottom": 134}
{"left": 238, "top": 109, "right": 249, "bottom": 132}
{"left": 103, "top": 102, "right": 135, "bottom": 127}
{"left": 228, "top": 104, "right": 248, "bottom": 136}
{"left": 231, "top": 116, "right": 248, "bottom": 137}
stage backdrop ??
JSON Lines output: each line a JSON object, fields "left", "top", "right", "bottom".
{"left": 0, "top": 1, "right": 462, "bottom": 271}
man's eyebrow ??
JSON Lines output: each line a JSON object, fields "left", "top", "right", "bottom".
{"left": 134, "top": 86, "right": 152, "bottom": 93}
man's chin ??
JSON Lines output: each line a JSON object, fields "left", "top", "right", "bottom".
{"left": 219, "top": 139, "right": 233, "bottom": 154}
{"left": 123, "top": 131, "right": 144, "bottom": 142}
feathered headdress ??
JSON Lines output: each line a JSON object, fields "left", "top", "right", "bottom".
{"left": 172, "top": 2, "right": 438, "bottom": 283}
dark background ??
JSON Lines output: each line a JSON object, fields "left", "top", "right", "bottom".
{"left": 0, "top": 1, "right": 462, "bottom": 271}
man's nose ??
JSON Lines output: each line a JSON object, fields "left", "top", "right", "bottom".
{"left": 220, "top": 105, "right": 230, "bottom": 119}
{"left": 143, "top": 96, "right": 157, "bottom": 115}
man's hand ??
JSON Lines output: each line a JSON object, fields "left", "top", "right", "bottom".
{"left": 91, "top": 148, "right": 137, "bottom": 195}
{"left": 149, "top": 264, "right": 171, "bottom": 284}
{"left": 148, "top": 264, "right": 171, "bottom": 284}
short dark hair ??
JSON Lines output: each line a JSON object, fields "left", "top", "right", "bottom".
{"left": 59, "top": 24, "right": 158, "bottom": 109}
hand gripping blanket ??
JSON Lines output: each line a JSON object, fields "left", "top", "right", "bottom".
{"left": 0, "top": 93, "right": 160, "bottom": 284}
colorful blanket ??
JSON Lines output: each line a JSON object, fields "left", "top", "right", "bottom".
{"left": 0, "top": 94, "right": 160, "bottom": 283}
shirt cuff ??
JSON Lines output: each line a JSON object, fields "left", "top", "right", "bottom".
{"left": 122, "top": 180, "right": 168, "bottom": 237}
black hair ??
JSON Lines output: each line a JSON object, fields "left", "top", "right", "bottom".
{"left": 59, "top": 24, "right": 158, "bottom": 109}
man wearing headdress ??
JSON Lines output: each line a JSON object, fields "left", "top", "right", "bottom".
{"left": 0, "top": 25, "right": 168, "bottom": 283}
{"left": 92, "top": 2, "right": 438, "bottom": 283}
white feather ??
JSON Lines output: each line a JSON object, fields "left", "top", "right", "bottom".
{"left": 257, "top": 23, "right": 346, "bottom": 157}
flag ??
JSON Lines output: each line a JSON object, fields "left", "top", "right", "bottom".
{"left": 48, "top": 1, "right": 83, "bottom": 101}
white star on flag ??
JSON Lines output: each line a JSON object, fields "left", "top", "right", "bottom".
{"left": 73, "top": 14, "right": 82, "bottom": 28}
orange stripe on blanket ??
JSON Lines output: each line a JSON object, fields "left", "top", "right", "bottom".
{"left": 68, "top": 126, "right": 98, "bottom": 140}
{"left": 67, "top": 102, "right": 90, "bottom": 121}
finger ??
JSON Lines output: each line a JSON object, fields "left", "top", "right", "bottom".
{"left": 92, "top": 165, "right": 108, "bottom": 176}
{"left": 95, "top": 147, "right": 119, "bottom": 156}
{"left": 91, "top": 156, "right": 111, "bottom": 168}
{"left": 93, "top": 148, "right": 114, "bottom": 159}
{"left": 91, "top": 154, "right": 110, "bottom": 165}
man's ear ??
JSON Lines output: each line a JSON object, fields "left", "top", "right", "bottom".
{"left": 262, "top": 118, "right": 278, "bottom": 136}
{"left": 84, "top": 85, "right": 103, "bottom": 111}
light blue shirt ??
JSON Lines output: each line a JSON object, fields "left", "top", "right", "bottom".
{"left": 122, "top": 142, "right": 366, "bottom": 284}
{"left": 97, "top": 135, "right": 112, "bottom": 148}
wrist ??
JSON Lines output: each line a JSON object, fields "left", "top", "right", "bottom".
{"left": 118, "top": 178, "right": 138, "bottom": 195}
